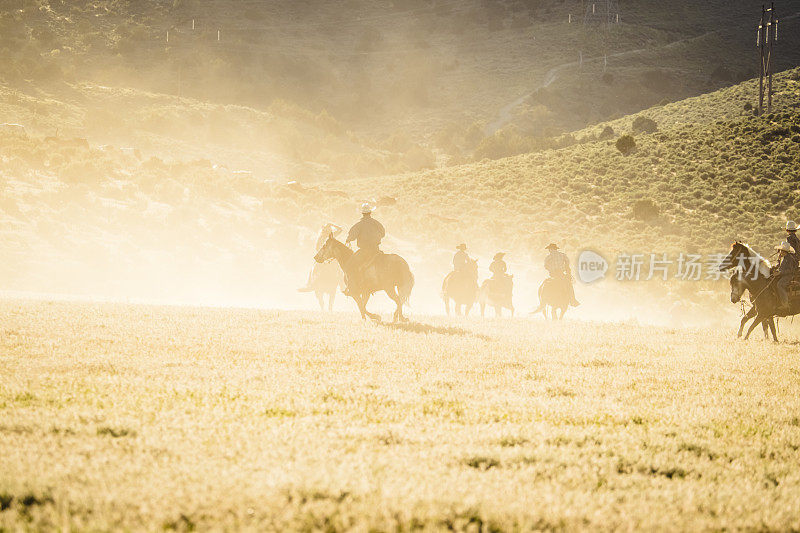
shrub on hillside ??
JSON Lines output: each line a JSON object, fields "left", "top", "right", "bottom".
{"left": 632, "top": 116, "right": 658, "bottom": 134}
{"left": 616, "top": 135, "right": 636, "bottom": 155}
{"left": 598, "top": 125, "right": 615, "bottom": 140}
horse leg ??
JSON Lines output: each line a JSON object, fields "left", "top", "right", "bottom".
{"left": 353, "top": 294, "right": 368, "bottom": 320}
{"left": 328, "top": 291, "right": 335, "bottom": 312}
{"left": 444, "top": 297, "right": 451, "bottom": 316}
{"left": 386, "top": 288, "right": 404, "bottom": 323}
{"left": 768, "top": 317, "right": 778, "bottom": 342}
{"left": 738, "top": 307, "right": 756, "bottom": 337}
{"left": 315, "top": 291, "right": 324, "bottom": 311}
{"left": 744, "top": 316, "right": 763, "bottom": 340}
{"left": 362, "top": 293, "right": 381, "bottom": 322}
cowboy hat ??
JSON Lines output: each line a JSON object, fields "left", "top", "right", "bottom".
{"left": 545, "top": 243, "right": 559, "bottom": 251}
{"left": 776, "top": 241, "right": 795, "bottom": 254}
{"left": 456, "top": 243, "right": 467, "bottom": 251}
{"left": 360, "top": 202, "right": 374, "bottom": 214}
{"left": 787, "top": 220, "right": 799, "bottom": 232}
{"left": 493, "top": 252, "right": 505, "bottom": 260}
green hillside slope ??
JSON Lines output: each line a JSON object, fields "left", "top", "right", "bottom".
{"left": 2, "top": 68, "right": 800, "bottom": 311}
{"left": 313, "top": 68, "right": 800, "bottom": 258}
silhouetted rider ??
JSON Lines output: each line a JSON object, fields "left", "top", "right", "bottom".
{"left": 453, "top": 243, "right": 469, "bottom": 272}
{"left": 343, "top": 203, "right": 385, "bottom": 295}
{"left": 545, "top": 243, "right": 579, "bottom": 307}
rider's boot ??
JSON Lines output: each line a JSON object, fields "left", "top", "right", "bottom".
{"left": 342, "top": 275, "right": 359, "bottom": 297}
{"left": 342, "top": 276, "right": 355, "bottom": 296}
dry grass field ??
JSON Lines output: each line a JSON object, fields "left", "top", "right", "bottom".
{"left": 4, "top": 2, "right": 800, "bottom": 531}
{"left": 3, "top": 299, "right": 800, "bottom": 531}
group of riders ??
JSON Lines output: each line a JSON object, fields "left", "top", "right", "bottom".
{"left": 449, "top": 241, "right": 579, "bottom": 308}
{"left": 300, "top": 203, "right": 580, "bottom": 312}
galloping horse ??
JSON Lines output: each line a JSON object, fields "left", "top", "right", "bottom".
{"left": 478, "top": 276, "right": 514, "bottom": 317}
{"left": 442, "top": 258, "right": 478, "bottom": 316}
{"left": 720, "top": 241, "right": 780, "bottom": 341}
{"left": 315, "top": 235, "right": 414, "bottom": 322}
{"left": 534, "top": 277, "right": 570, "bottom": 320}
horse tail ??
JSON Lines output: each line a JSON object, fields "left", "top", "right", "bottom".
{"left": 399, "top": 266, "right": 415, "bottom": 306}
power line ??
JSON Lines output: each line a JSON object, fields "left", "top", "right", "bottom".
{"left": 757, "top": 2, "right": 778, "bottom": 114}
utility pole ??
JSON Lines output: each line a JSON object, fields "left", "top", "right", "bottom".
{"left": 757, "top": 3, "right": 778, "bottom": 114}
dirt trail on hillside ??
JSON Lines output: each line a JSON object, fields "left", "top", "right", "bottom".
{"left": 484, "top": 34, "right": 711, "bottom": 136}
{"left": 483, "top": 11, "right": 799, "bottom": 137}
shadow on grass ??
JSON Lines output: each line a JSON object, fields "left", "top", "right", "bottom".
{"left": 380, "top": 321, "right": 493, "bottom": 341}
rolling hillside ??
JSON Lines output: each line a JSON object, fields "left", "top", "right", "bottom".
{"left": 2, "top": 68, "right": 800, "bottom": 316}
{"left": 3, "top": 0, "right": 800, "bottom": 177}
{"left": 321, "top": 67, "right": 800, "bottom": 257}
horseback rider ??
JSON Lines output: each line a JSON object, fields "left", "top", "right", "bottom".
{"left": 490, "top": 252, "right": 507, "bottom": 277}
{"left": 299, "top": 222, "right": 342, "bottom": 292}
{"left": 453, "top": 244, "right": 470, "bottom": 272}
{"left": 490, "top": 252, "right": 512, "bottom": 292}
{"left": 786, "top": 221, "right": 800, "bottom": 259}
{"left": 343, "top": 203, "right": 385, "bottom": 295}
{"left": 544, "top": 243, "right": 580, "bottom": 307}
{"left": 775, "top": 241, "right": 797, "bottom": 312}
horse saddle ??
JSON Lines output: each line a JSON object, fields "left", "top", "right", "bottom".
{"left": 361, "top": 251, "right": 384, "bottom": 272}
{"left": 488, "top": 275, "right": 512, "bottom": 297}
{"left": 356, "top": 252, "right": 385, "bottom": 289}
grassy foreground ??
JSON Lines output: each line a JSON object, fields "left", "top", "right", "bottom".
{"left": 2, "top": 300, "right": 800, "bottom": 531}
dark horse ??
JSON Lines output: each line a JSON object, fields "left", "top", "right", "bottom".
{"left": 720, "top": 241, "right": 782, "bottom": 341}
{"left": 533, "top": 277, "right": 570, "bottom": 320}
{"left": 315, "top": 235, "right": 414, "bottom": 322}
{"left": 442, "top": 258, "right": 478, "bottom": 316}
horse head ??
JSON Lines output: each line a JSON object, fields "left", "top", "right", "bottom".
{"left": 723, "top": 241, "right": 772, "bottom": 281}
{"left": 729, "top": 267, "right": 747, "bottom": 304}
{"left": 315, "top": 233, "right": 338, "bottom": 263}
{"left": 719, "top": 241, "right": 747, "bottom": 272}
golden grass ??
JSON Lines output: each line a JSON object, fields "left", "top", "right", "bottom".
{"left": 2, "top": 299, "right": 800, "bottom": 530}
